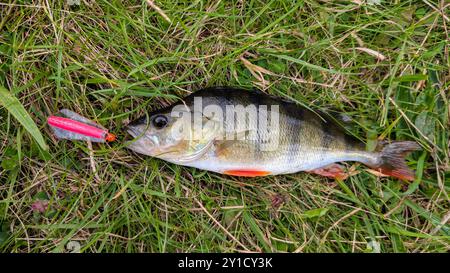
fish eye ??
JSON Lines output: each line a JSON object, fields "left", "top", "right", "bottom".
{"left": 152, "top": 114, "right": 168, "bottom": 129}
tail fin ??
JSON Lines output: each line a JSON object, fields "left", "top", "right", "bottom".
{"left": 369, "top": 141, "right": 421, "bottom": 181}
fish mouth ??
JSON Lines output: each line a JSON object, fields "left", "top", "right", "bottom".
{"left": 125, "top": 125, "right": 147, "bottom": 147}
{"left": 126, "top": 125, "right": 141, "bottom": 139}
{"left": 125, "top": 126, "right": 177, "bottom": 159}
{"left": 125, "top": 125, "right": 157, "bottom": 156}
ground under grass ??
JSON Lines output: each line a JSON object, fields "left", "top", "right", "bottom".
{"left": 0, "top": 0, "right": 449, "bottom": 252}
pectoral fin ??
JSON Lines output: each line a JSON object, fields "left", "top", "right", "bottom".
{"left": 177, "top": 139, "right": 214, "bottom": 163}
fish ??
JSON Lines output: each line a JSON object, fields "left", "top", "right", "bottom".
{"left": 126, "top": 87, "right": 420, "bottom": 180}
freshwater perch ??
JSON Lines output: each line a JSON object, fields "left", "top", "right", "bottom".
{"left": 126, "top": 87, "right": 420, "bottom": 180}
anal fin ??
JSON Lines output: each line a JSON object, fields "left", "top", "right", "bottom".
{"left": 308, "top": 164, "right": 349, "bottom": 180}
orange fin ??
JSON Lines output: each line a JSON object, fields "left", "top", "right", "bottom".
{"left": 368, "top": 141, "right": 421, "bottom": 181}
{"left": 374, "top": 167, "right": 415, "bottom": 181}
{"left": 223, "top": 169, "right": 271, "bottom": 177}
{"left": 308, "top": 164, "right": 349, "bottom": 180}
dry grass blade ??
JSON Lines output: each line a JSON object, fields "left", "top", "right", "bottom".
{"left": 354, "top": 47, "right": 387, "bottom": 61}
{"left": 146, "top": 0, "right": 172, "bottom": 23}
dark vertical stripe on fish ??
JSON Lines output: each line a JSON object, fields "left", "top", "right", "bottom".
{"left": 321, "top": 120, "right": 334, "bottom": 151}
{"left": 288, "top": 116, "right": 302, "bottom": 164}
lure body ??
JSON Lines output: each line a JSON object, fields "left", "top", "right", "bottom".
{"left": 48, "top": 116, "right": 106, "bottom": 139}
{"left": 48, "top": 109, "right": 115, "bottom": 142}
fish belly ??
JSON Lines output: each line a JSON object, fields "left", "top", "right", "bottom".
{"left": 181, "top": 145, "right": 368, "bottom": 176}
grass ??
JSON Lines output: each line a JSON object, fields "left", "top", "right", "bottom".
{"left": 0, "top": 0, "right": 449, "bottom": 253}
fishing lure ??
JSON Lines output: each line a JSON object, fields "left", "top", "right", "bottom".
{"left": 48, "top": 109, "right": 116, "bottom": 143}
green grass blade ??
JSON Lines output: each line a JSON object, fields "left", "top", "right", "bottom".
{"left": 242, "top": 210, "right": 272, "bottom": 252}
{"left": 269, "top": 54, "right": 346, "bottom": 75}
{"left": 0, "top": 85, "right": 48, "bottom": 151}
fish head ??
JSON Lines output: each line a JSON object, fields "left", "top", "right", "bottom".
{"left": 126, "top": 104, "right": 222, "bottom": 162}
